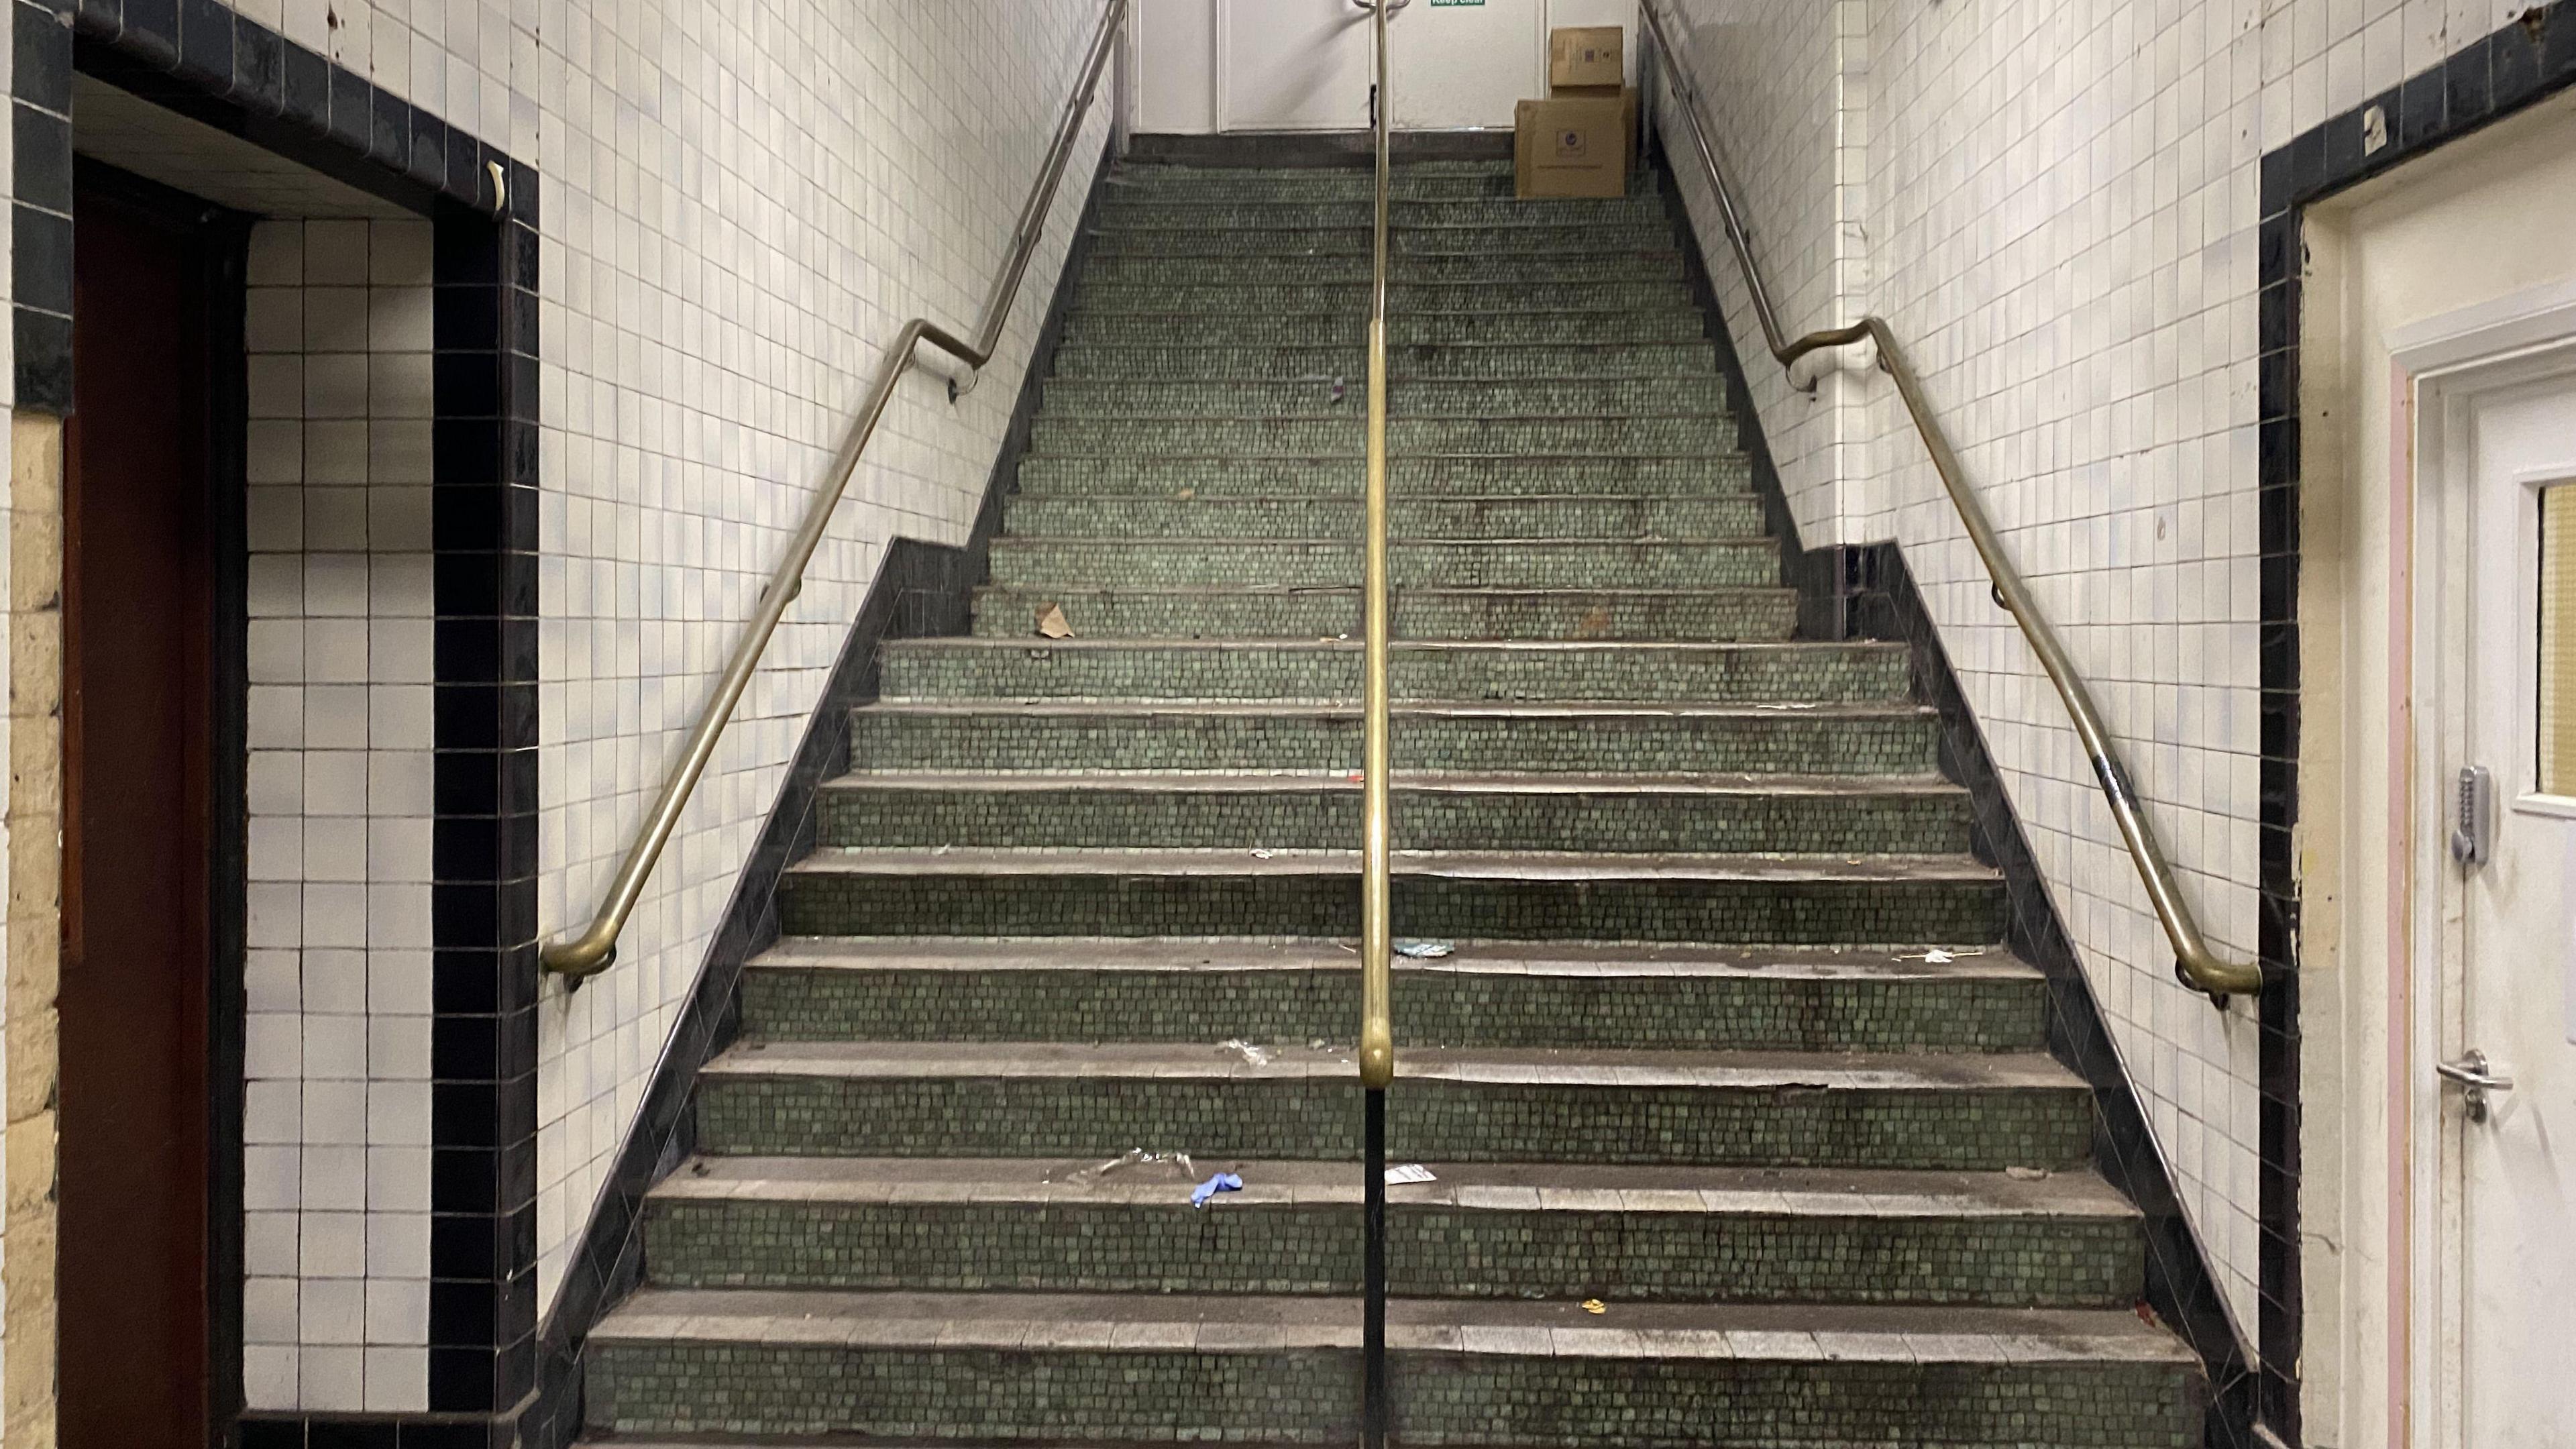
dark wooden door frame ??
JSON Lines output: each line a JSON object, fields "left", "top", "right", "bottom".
{"left": 64, "top": 155, "right": 252, "bottom": 1449}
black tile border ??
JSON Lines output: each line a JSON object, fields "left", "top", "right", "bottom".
{"left": 1651, "top": 134, "right": 2261, "bottom": 1445}
{"left": 17, "top": 0, "right": 530, "bottom": 411}
{"left": 508, "top": 142, "right": 1118, "bottom": 1449}
{"left": 28, "top": 2, "right": 545, "bottom": 1442}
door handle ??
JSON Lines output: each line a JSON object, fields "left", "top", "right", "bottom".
{"left": 2436, "top": 1049, "right": 2514, "bottom": 1122}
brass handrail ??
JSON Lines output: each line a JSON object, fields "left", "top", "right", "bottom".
{"left": 542, "top": 0, "right": 1129, "bottom": 980}
{"left": 1354, "top": 3, "right": 1397, "bottom": 1444}
{"left": 1637, "top": 0, "right": 2263, "bottom": 1002}
{"left": 1357, "top": 0, "right": 1397, "bottom": 1092}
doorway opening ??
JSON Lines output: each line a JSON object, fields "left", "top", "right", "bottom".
{"left": 56, "top": 159, "right": 251, "bottom": 1449}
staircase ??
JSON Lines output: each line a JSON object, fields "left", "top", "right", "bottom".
{"left": 580, "top": 157, "right": 2206, "bottom": 1446}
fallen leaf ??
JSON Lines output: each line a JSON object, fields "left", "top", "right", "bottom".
{"left": 1035, "top": 602, "right": 1073, "bottom": 639}
{"left": 1580, "top": 1299, "right": 1607, "bottom": 1316}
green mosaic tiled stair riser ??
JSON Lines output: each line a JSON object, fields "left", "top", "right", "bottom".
{"left": 1014, "top": 451, "right": 1758, "bottom": 496}
{"left": 1104, "top": 162, "right": 1665, "bottom": 201}
{"left": 1097, "top": 196, "right": 1670, "bottom": 227}
{"left": 965, "top": 586, "right": 1801, "bottom": 642}
{"left": 843, "top": 702, "right": 1942, "bottom": 774}
{"left": 1060, "top": 307, "right": 1716, "bottom": 347}
{"left": 642, "top": 1193, "right": 2145, "bottom": 1305}
{"left": 695, "top": 1065, "right": 2092, "bottom": 1169}
{"left": 739, "top": 949, "right": 2047, "bottom": 1052}
{"left": 1036, "top": 376, "right": 1728, "bottom": 419}
{"left": 1070, "top": 277, "right": 1696, "bottom": 317}
{"left": 1002, "top": 495, "right": 1767, "bottom": 541}
{"left": 987, "top": 537, "right": 1782, "bottom": 590}
{"left": 1047, "top": 341, "right": 1722, "bottom": 380}
{"left": 875, "top": 640, "right": 1908, "bottom": 704}
{"left": 813, "top": 778, "right": 1970, "bottom": 855}
{"left": 584, "top": 1336, "right": 2202, "bottom": 1446}
{"left": 578, "top": 156, "right": 2206, "bottom": 1446}
{"left": 772, "top": 857, "right": 2006, "bottom": 943}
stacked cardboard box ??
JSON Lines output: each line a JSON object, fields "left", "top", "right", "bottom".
{"left": 1515, "top": 25, "right": 1637, "bottom": 198}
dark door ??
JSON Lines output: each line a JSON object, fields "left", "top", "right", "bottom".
{"left": 60, "top": 176, "right": 219, "bottom": 1448}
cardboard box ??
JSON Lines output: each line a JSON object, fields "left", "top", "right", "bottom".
{"left": 1515, "top": 93, "right": 1629, "bottom": 198}
{"left": 1548, "top": 25, "right": 1624, "bottom": 89}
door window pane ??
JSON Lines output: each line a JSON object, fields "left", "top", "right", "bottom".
{"left": 2540, "top": 485, "right": 2576, "bottom": 794}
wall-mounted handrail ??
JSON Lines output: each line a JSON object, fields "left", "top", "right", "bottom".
{"left": 542, "top": 0, "right": 1129, "bottom": 980}
{"left": 1637, "top": 0, "right": 2263, "bottom": 1002}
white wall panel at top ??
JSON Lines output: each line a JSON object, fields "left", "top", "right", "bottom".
{"left": 1217, "top": 0, "right": 1373, "bottom": 131}
{"left": 1391, "top": 0, "right": 1542, "bottom": 129}
{"left": 1137, "top": 0, "right": 1635, "bottom": 134}
{"left": 1133, "top": 0, "right": 1216, "bottom": 133}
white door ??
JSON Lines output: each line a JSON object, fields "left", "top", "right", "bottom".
{"left": 1391, "top": 0, "right": 1544, "bottom": 129}
{"left": 2424, "top": 356, "right": 2576, "bottom": 1449}
{"left": 1216, "top": 0, "right": 1373, "bottom": 131}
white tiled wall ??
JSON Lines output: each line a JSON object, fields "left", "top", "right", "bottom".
{"left": 195, "top": 0, "right": 1109, "bottom": 1332}
{"left": 239, "top": 217, "right": 441, "bottom": 1413}
{"left": 1657, "top": 0, "right": 2534, "bottom": 1338}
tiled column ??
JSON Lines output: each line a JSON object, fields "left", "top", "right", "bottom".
{"left": 239, "top": 216, "right": 440, "bottom": 1413}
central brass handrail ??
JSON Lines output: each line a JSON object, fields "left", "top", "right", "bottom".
{"left": 1357, "top": 0, "right": 1397, "bottom": 1094}
{"left": 1636, "top": 0, "right": 2262, "bottom": 1002}
{"left": 542, "top": 0, "right": 1128, "bottom": 979}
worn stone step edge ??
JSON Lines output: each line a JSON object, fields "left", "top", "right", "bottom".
{"left": 699, "top": 1039, "right": 2070, "bottom": 1095}
{"left": 588, "top": 1289, "right": 2193, "bottom": 1366}
{"left": 747, "top": 935, "right": 2034, "bottom": 983}
{"left": 782, "top": 847, "right": 2000, "bottom": 888}
{"left": 651, "top": 1155, "right": 2134, "bottom": 1224}
{"left": 818, "top": 769, "right": 1962, "bottom": 800}
{"left": 853, "top": 699, "right": 1938, "bottom": 724}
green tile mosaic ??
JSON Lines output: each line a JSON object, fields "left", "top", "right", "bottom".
{"left": 1095, "top": 197, "right": 1668, "bottom": 228}
{"left": 741, "top": 963, "right": 2044, "bottom": 1053}
{"left": 874, "top": 641, "right": 1907, "bottom": 704}
{"left": 695, "top": 1069, "right": 2084, "bottom": 1168}
{"left": 1014, "top": 453, "right": 1757, "bottom": 498}
{"left": 965, "top": 586, "right": 1800, "bottom": 643}
{"left": 844, "top": 704, "right": 1940, "bottom": 775}
{"left": 1001, "top": 495, "right": 1766, "bottom": 541}
{"left": 585, "top": 1338, "right": 2199, "bottom": 1446}
{"left": 1058, "top": 307, "right": 1713, "bottom": 347}
{"left": 642, "top": 1196, "right": 2141, "bottom": 1305}
{"left": 1025, "top": 415, "right": 1739, "bottom": 459}
{"left": 812, "top": 779, "right": 1968, "bottom": 855}
{"left": 1102, "top": 162, "right": 1662, "bottom": 202}
{"left": 1049, "top": 341, "right": 1721, "bottom": 380}
{"left": 1080, "top": 252, "right": 1690, "bottom": 286}
{"left": 986, "top": 538, "right": 1780, "bottom": 590}
{"left": 1038, "top": 377, "right": 1729, "bottom": 420}
{"left": 1085, "top": 225, "right": 1680, "bottom": 258}
{"left": 1073, "top": 279, "right": 1694, "bottom": 317}
{"left": 771, "top": 865, "right": 2005, "bottom": 945}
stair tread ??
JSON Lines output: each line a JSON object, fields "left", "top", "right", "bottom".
{"left": 590, "top": 1287, "right": 2192, "bottom": 1363}
{"left": 992, "top": 534, "right": 1770, "bottom": 545}
{"left": 651, "top": 1155, "right": 2135, "bottom": 1218}
{"left": 857, "top": 698, "right": 1935, "bottom": 720}
{"left": 881, "top": 637, "right": 1882, "bottom": 655}
{"left": 974, "top": 584, "right": 1788, "bottom": 596}
{"left": 699, "top": 1040, "right": 2072, "bottom": 1090}
{"left": 819, "top": 770, "right": 1962, "bottom": 797}
{"left": 783, "top": 847, "right": 1998, "bottom": 884}
{"left": 749, "top": 936, "right": 2033, "bottom": 980}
